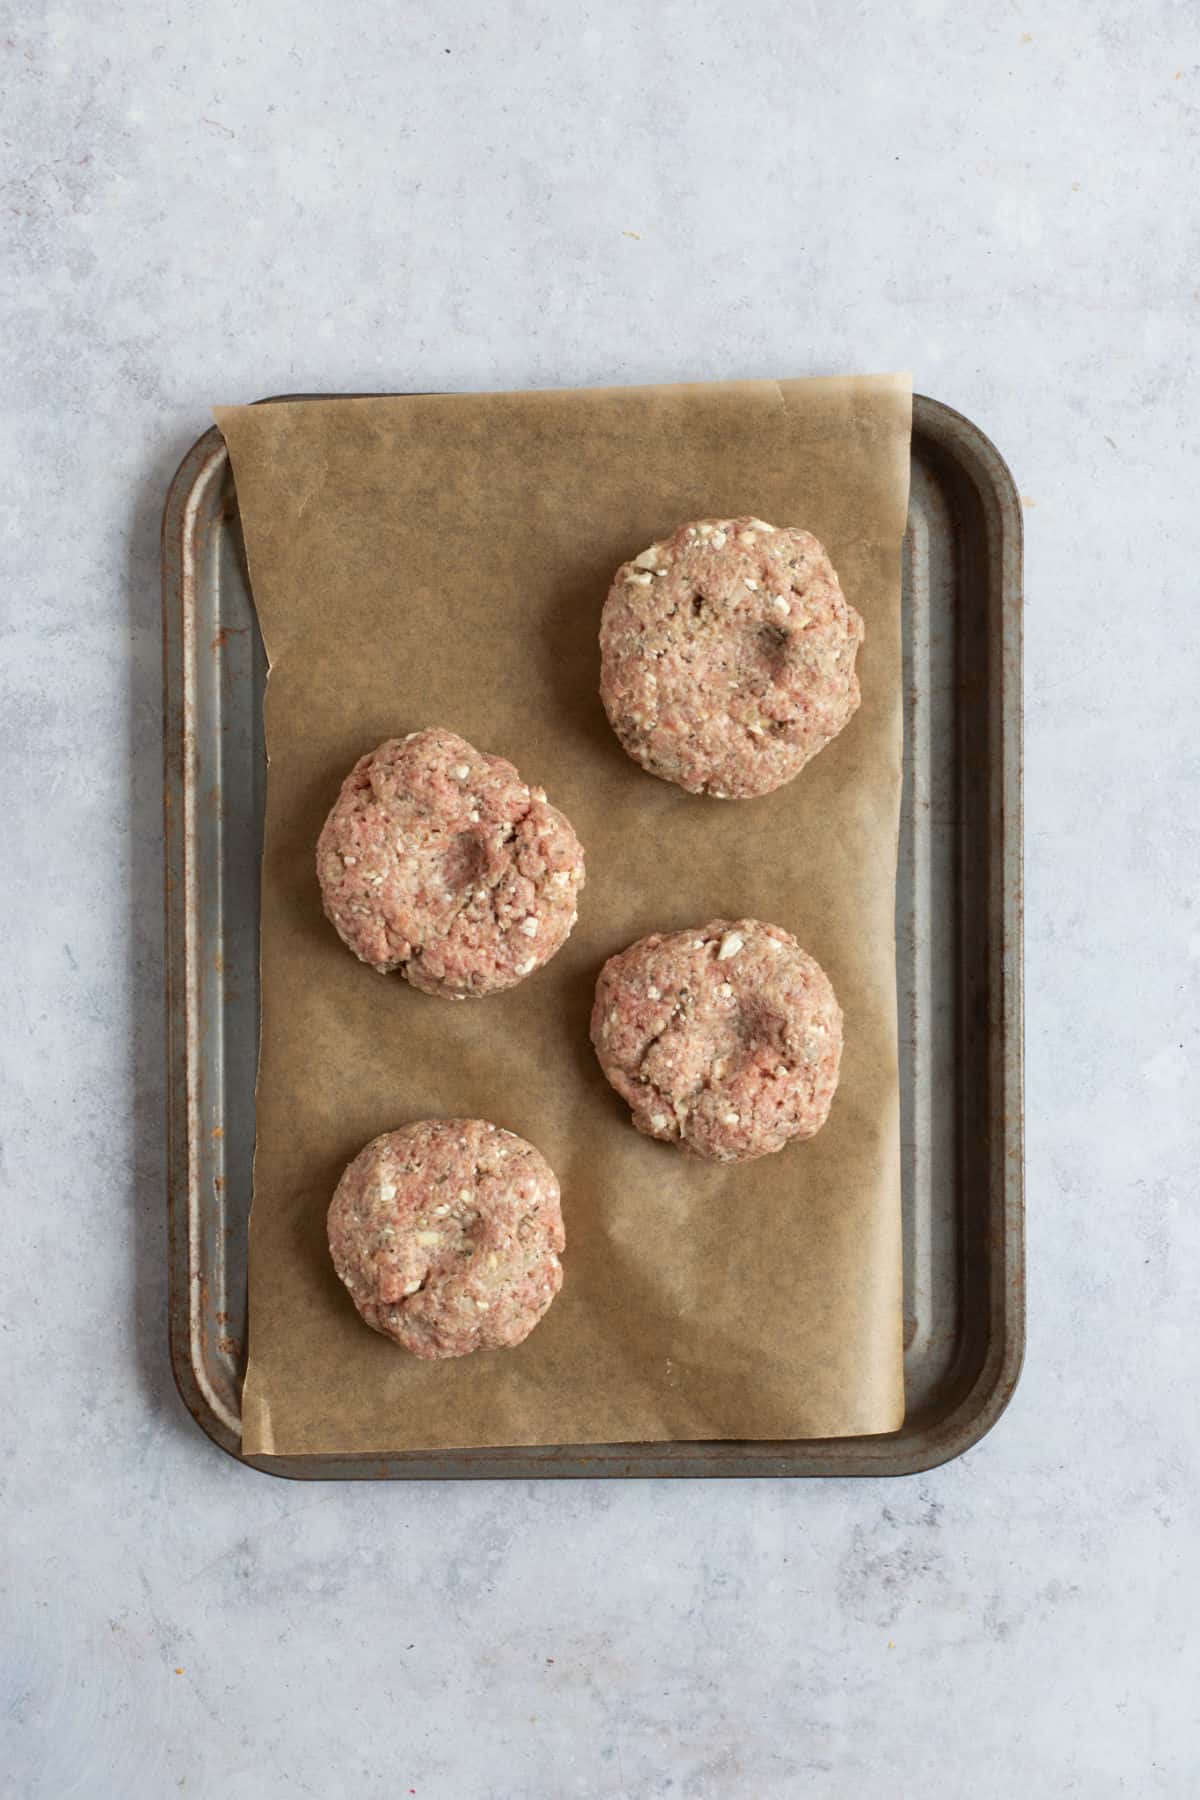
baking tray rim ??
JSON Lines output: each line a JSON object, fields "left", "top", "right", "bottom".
{"left": 162, "top": 389, "right": 1024, "bottom": 1480}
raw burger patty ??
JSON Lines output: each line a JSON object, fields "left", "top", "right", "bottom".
{"left": 328, "top": 1118, "right": 565, "bottom": 1359}
{"left": 591, "top": 918, "right": 843, "bottom": 1162}
{"left": 599, "top": 516, "right": 864, "bottom": 799}
{"left": 317, "top": 728, "right": 585, "bottom": 997}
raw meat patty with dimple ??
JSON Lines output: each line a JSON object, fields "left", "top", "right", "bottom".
{"left": 591, "top": 918, "right": 843, "bottom": 1162}
{"left": 599, "top": 516, "right": 864, "bottom": 799}
{"left": 327, "top": 1118, "right": 565, "bottom": 1359}
{"left": 317, "top": 728, "right": 585, "bottom": 997}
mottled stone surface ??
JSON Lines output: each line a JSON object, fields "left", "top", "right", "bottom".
{"left": 3, "top": 2, "right": 1198, "bottom": 1794}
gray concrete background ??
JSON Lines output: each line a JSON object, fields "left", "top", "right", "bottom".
{"left": 3, "top": 1, "right": 1197, "bottom": 1794}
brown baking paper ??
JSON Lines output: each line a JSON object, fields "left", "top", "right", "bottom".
{"left": 215, "top": 374, "right": 912, "bottom": 1456}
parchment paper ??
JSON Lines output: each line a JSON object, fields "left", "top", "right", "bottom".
{"left": 215, "top": 375, "right": 912, "bottom": 1456}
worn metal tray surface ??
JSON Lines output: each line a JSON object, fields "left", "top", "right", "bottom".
{"left": 163, "top": 393, "right": 1023, "bottom": 1479}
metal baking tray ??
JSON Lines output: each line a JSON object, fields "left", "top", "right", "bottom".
{"left": 163, "top": 392, "right": 1024, "bottom": 1479}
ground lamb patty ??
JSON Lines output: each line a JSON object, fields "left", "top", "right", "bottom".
{"left": 599, "top": 516, "right": 864, "bottom": 799}
{"left": 317, "top": 728, "right": 585, "bottom": 997}
{"left": 591, "top": 918, "right": 843, "bottom": 1162}
{"left": 328, "top": 1118, "right": 565, "bottom": 1359}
